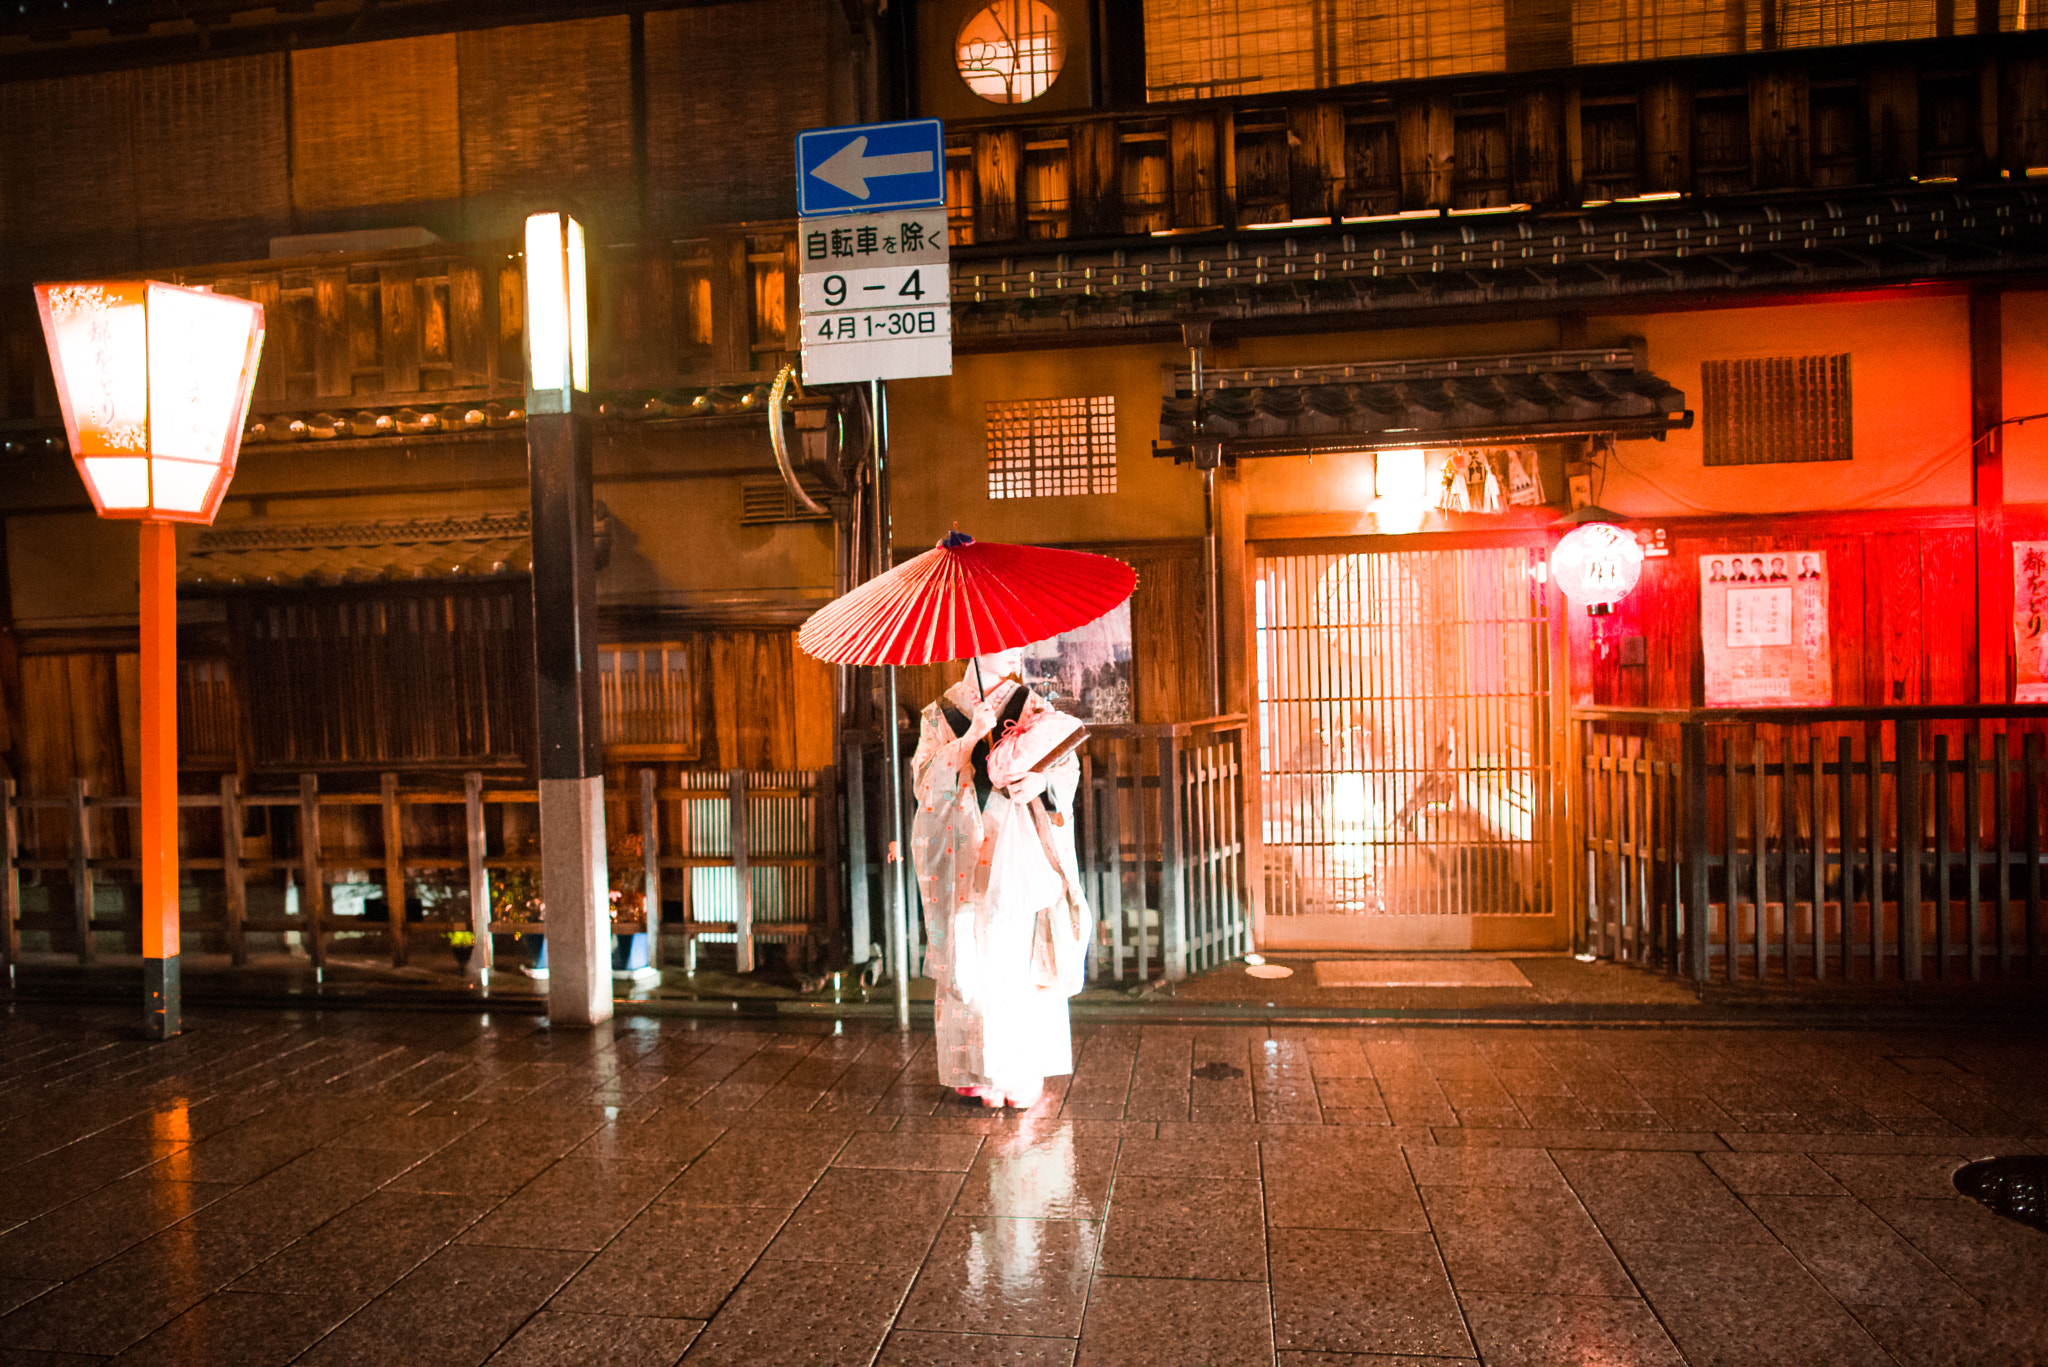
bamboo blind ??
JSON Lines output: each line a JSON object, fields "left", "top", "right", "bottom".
{"left": 291, "top": 36, "right": 461, "bottom": 214}
{"left": 457, "top": 17, "right": 634, "bottom": 200}
{"left": 644, "top": 3, "right": 830, "bottom": 227}
{"left": 132, "top": 55, "right": 290, "bottom": 264}
{"left": 0, "top": 70, "right": 142, "bottom": 274}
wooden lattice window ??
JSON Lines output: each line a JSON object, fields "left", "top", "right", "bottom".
{"left": 600, "top": 644, "right": 699, "bottom": 759}
{"left": 986, "top": 396, "right": 1117, "bottom": 499}
{"left": 1701, "top": 354, "right": 1852, "bottom": 466}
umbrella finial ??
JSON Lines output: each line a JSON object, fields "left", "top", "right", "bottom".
{"left": 940, "top": 527, "right": 975, "bottom": 549}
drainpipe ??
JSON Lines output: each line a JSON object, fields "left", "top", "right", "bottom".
{"left": 1184, "top": 317, "right": 1223, "bottom": 718}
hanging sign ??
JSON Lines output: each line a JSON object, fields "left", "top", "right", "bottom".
{"left": 1700, "top": 550, "right": 1831, "bottom": 707}
{"left": 2015, "top": 541, "right": 2048, "bottom": 703}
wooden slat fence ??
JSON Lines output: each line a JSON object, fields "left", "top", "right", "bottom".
{"left": 0, "top": 769, "right": 835, "bottom": 979}
{"left": 1578, "top": 705, "right": 2048, "bottom": 988}
{"left": 871, "top": 717, "right": 1251, "bottom": 988}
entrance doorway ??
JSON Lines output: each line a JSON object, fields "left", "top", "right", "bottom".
{"left": 1253, "top": 538, "right": 1560, "bottom": 950}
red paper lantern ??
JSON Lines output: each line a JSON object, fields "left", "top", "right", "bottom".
{"left": 35, "top": 280, "right": 265, "bottom": 525}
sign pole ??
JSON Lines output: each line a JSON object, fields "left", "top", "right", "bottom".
{"left": 874, "top": 377, "right": 912, "bottom": 1033}
{"left": 138, "top": 519, "right": 180, "bottom": 1039}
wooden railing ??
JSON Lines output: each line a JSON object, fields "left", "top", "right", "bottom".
{"left": 1577, "top": 706, "right": 2048, "bottom": 990}
{"left": 862, "top": 717, "right": 1252, "bottom": 987}
{"left": 0, "top": 769, "right": 836, "bottom": 980}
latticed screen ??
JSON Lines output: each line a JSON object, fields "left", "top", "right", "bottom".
{"left": 1701, "top": 354, "right": 1852, "bottom": 466}
{"left": 986, "top": 396, "right": 1118, "bottom": 498}
{"left": 1143, "top": 0, "right": 1969, "bottom": 98}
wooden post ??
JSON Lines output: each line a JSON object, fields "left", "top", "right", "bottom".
{"left": 220, "top": 774, "right": 247, "bottom": 967}
{"left": 2026, "top": 733, "right": 2044, "bottom": 978}
{"left": 817, "top": 766, "right": 840, "bottom": 971}
{"left": 465, "top": 772, "right": 490, "bottom": 984}
{"left": 71, "top": 777, "right": 95, "bottom": 965}
{"left": 137, "top": 519, "right": 179, "bottom": 1037}
{"left": 299, "top": 773, "right": 326, "bottom": 971}
{"left": 381, "top": 772, "right": 406, "bottom": 967}
{"left": 1159, "top": 733, "right": 1187, "bottom": 982}
{"left": 1104, "top": 741, "right": 1127, "bottom": 982}
{"left": 845, "top": 741, "right": 871, "bottom": 964}
{"left": 1750, "top": 739, "right": 1767, "bottom": 981}
{"left": 1898, "top": 718, "right": 1922, "bottom": 983}
{"left": 2, "top": 779, "right": 18, "bottom": 978}
{"left": 1995, "top": 732, "right": 2012, "bottom": 978}
{"left": 1779, "top": 734, "right": 1797, "bottom": 983}
{"left": 1809, "top": 740, "right": 1824, "bottom": 981}
{"left": 1934, "top": 733, "right": 1952, "bottom": 980}
{"left": 1971, "top": 289, "right": 2007, "bottom": 706}
{"left": 1684, "top": 721, "right": 1709, "bottom": 986}
{"left": 1722, "top": 734, "right": 1738, "bottom": 984}
{"left": 1836, "top": 737, "right": 1854, "bottom": 981}
{"left": 640, "top": 768, "right": 660, "bottom": 972}
{"left": 1865, "top": 735, "right": 1884, "bottom": 981}
{"left": 730, "top": 768, "right": 753, "bottom": 974}
{"left": 1964, "top": 731, "right": 1983, "bottom": 981}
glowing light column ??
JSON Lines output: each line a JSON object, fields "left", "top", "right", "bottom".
{"left": 35, "top": 281, "right": 265, "bottom": 1040}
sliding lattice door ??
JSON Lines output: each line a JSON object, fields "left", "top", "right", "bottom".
{"left": 1254, "top": 540, "right": 1559, "bottom": 948}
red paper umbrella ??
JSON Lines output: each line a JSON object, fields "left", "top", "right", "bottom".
{"left": 798, "top": 530, "right": 1138, "bottom": 666}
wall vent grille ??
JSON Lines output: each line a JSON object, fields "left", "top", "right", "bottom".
{"left": 1701, "top": 353, "right": 1851, "bottom": 465}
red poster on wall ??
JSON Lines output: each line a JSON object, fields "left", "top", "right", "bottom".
{"left": 1700, "top": 551, "right": 1832, "bottom": 707}
{"left": 2015, "top": 542, "right": 2048, "bottom": 703}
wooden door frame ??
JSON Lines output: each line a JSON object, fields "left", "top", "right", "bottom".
{"left": 1243, "top": 524, "right": 1575, "bottom": 952}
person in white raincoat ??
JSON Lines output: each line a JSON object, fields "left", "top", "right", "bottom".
{"left": 910, "top": 643, "right": 1090, "bottom": 1109}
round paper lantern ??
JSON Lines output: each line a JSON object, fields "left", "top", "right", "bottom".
{"left": 1551, "top": 522, "right": 1643, "bottom": 612}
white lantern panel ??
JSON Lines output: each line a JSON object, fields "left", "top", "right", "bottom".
{"left": 147, "top": 285, "right": 262, "bottom": 465}
{"left": 567, "top": 216, "right": 590, "bottom": 394}
{"left": 150, "top": 458, "right": 221, "bottom": 515}
{"left": 525, "top": 213, "right": 569, "bottom": 397}
{"left": 39, "top": 283, "right": 149, "bottom": 457}
{"left": 81, "top": 457, "right": 150, "bottom": 511}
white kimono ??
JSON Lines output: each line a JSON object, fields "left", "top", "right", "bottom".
{"left": 911, "top": 677, "right": 1090, "bottom": 1092}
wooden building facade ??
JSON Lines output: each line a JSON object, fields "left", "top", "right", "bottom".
{"left": 0, "top": 0, "right": 2044, "bottom": 979}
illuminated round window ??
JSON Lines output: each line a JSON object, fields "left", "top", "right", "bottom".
{"left": 955, "top": 0, "right": 1066, "bottom": 105}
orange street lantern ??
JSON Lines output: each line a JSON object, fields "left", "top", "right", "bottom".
{"left": 34, "top": 280, "right": 265, "bottom": 524}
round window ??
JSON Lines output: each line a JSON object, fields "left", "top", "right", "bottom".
{"left": 955, "top": 0, "right": 1066, "bottom": 105}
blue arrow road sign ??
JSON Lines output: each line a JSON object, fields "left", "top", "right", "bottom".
{"left": 797, "top": 119, "right": 946, "bottom": 217}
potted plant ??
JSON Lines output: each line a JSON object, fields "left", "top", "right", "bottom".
{"left": 445, "top": 929, "right": 476, "bottom": 970}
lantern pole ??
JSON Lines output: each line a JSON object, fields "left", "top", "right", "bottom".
{"left": 522, "top": 211, "right": 612, "bottom": 1029}
{"left": 138, "top": 518, "right": 180, "bottom": 1039}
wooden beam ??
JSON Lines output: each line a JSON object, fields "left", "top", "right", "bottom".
{"left": 1397, "top": 96, "right": 1454, "bottom": 210}
{"left": 1972, "top": 286, "right": 2006, "bottom": 704}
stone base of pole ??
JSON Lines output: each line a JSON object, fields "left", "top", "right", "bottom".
{"left": 540, "top": 775, "right": 612, "bottom": 1027}
{"left": 143, "top": 956, "right": 180, "bottom": 1040}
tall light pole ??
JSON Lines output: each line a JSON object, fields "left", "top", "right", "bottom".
{"left": 522, "top": 211, "right": 612, "bottom": 1028}
{"left": 35, "top": 280, "right": 265, "bottom": 1040}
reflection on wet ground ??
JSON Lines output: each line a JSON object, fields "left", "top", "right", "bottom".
{"left": 0, "top": 1004, "right": 2040, "bottom": 1364}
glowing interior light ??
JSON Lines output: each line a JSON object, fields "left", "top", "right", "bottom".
{"left": 36, "top": 278, "right": 263, "bottom": 522}
{"left": 1373, "top": 448, "right": 1430, "bottom": 532}
{"left": 523, "top": 211, "right": 590, "bottom": 411}
{"left": 81, "top": 457, "right": 150, "bottom": 510}
{"left": 1550, "top": 522, "right": 1645, "bottom": 611}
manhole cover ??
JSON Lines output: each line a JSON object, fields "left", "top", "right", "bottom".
{"left": 1953, "top": 1156, "right": 2048, "bottom": 1233}
{"left": 1192, "top": 1062, "right": 1245, "bottom": 1081}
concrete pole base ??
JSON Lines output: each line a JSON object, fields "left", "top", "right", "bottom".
{"left": 540, "top": 775, "right": 612, "bottom": 1027}
{"left": 143, "top": 956, "right": 181, "bottom": 1040}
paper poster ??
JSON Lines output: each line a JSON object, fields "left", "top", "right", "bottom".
{"left": 1700, "top": 551, "right": 1831, "bottom": 707}
{"left": 2017, "top": 542, "right": 2048, "bottom": 703}
{"left": 1023, "top": 600, "right": 1133, "bottom": 723}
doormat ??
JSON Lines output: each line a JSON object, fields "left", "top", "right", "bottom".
{"left": 1313, "top": 959, "right": 1533, "bottom": 988}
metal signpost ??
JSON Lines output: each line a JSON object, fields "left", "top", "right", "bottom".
{"left": 796, "top": 120, "right": 951, "bottom": 1031}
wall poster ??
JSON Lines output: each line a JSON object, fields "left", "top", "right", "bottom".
{"left": 2016, "top": 542, "right": 2048, "bottom": 703}
{"left": 1699, "top": 551, "right": 1832, "bottom": 707}
{"left": 1023, "top": 600, "right": 1134, "bottom": 723}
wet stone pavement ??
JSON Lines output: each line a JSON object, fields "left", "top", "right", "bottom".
{"left": 0, "top": 1007, "right": 2041, "bottom": 1366}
